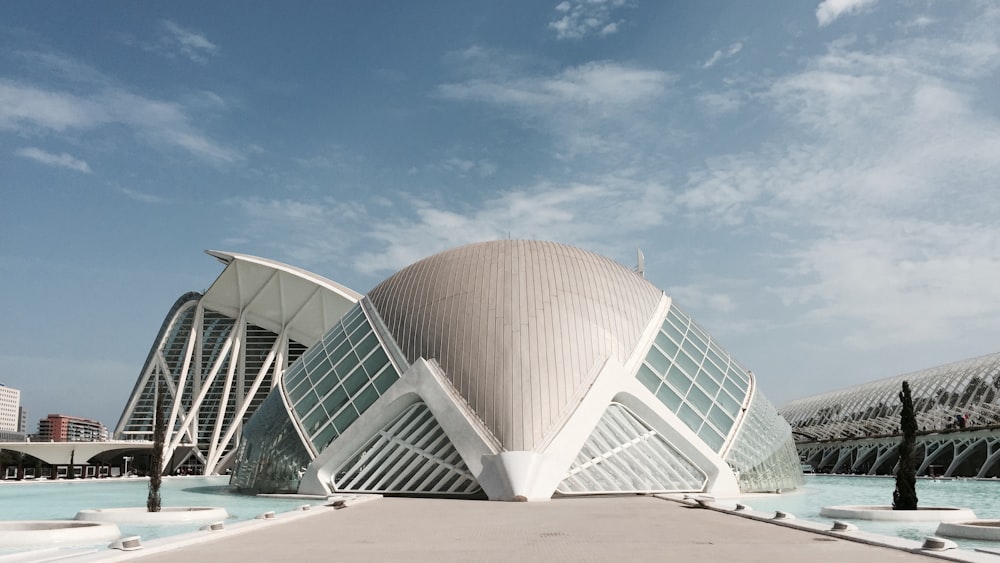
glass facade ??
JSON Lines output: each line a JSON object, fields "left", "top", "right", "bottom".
{"left": 635, "top": 304, "right": 752, "bottom": 452}
{"left": 724, "top": 391, "right": 804, "bottom": 492}
{"left": 282, "top": 301, "right": 402, "bottom": 454}
{"left": 230, "top": 390, "right": 312, "bottom": 494}
{"left": 232, "top": 300, "right": 405, "bottom": 493}
{"left": 558, "top": 403, "right": 707, "bottom": 494}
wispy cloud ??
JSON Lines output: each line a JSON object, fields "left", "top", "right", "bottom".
{"left": 682, "top": 6, "right": 1000, "bottom": 348}
{"left": 161, "top": 21, "right": 219, "bottom": 64}
{"left": 816, "top": 0, "right": 878, "bottom": 27}
{"left": 227, "top": 172, "right": 672, "bottom": 280}
{"left": 15, "top": 146, "right": 91, "bottom": 173}
{"left": 548, "top": 0, "right": 631, "bottom": 40}
{"left": 0, "top": 53, "right": 239, "bottom": 165}
{"left": 438, "top": 53, "right": 673, "bottom": 160}
{"left": 703, "top": 42, "right": 743, "bottom": 69}
{"left": 441, "top": 157, "right": 497, "bottom": 178}
{"left": 115, "top": 185, "right": 169, "bottom": 204}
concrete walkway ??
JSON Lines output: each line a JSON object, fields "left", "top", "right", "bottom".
{"left": 126, "top": 496, "right": 947, "bottom": 563}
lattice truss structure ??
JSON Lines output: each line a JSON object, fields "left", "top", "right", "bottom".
{"left": 796, "top": 429, "right": 1000, "bottom": 478}
{"left": 780, "top": 352, "right": 1000, "bottom": 442}
{"left": 114, "top": 252, "right": 360, "bottom": 474}
{"left": 231, "top": 241, "right": 803, "bottom": 500}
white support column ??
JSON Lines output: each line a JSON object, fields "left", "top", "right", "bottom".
{"left": 205, "top": 313, "right": 243, "bottom": 470}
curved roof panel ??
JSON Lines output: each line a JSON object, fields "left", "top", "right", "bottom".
{"left": 203, "top": 250, "right": 362, "bottom": 347}
{"left": 366, "top": 240, "right": 663, "bottom": 451}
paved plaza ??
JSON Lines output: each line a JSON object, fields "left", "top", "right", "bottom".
{"left": 125, "top": 496, "right": 947, "bottom": 563}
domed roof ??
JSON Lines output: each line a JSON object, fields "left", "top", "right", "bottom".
{"left": 366, "top": 240, "right": 663, "bottom": 451}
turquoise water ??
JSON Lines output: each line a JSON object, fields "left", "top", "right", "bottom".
{"left": 742, "top": 475, "right": 1000, "bottom": 551}
{"left": 0, "top": 476, "right": 320, "bottom": 554}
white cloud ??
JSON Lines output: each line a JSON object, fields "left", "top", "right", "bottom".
{"left": 15, "top": 146, "right": 91, "bottom": 173}
{"left": 703, "top": 42, "right": 743, "bottom": 69}
{"left": 441, "top": 157, "right": 497, "bottom": 177}
{"left": 0, "top": 56, "right": 239, "bottom": 165}
{"left": 440, "top": 60, "right": 669, "bottom": 107}
{"left": 816, "top": 0, "right": 878, "bottom": 27}
{"left": 161, "top": 21, "right": 219, "bottom": 64}
{"left": 0, "top": 81, "right": 105, "bottom": 132}
{"left": 548, "top": 0, "right": 631, "bottom": 40}
{"left": 115, "top": 185, "right": 169, "bottom": 204}
{"left": 228, "top": 172, "right": 673, "bottom": 279}
{"left": 438, "top": 58, "right": 672, "bottom": 160}
{"left": 681, "top": 8, "right": 1000, "bottom": 349}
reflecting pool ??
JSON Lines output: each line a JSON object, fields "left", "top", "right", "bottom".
{"left": 741, "top": 475, "right": 1000, "bottom": 551}
{"left": 0, "top": 476, "right": 321, "bottom": 555}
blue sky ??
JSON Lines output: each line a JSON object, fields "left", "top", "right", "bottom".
{"left": 2, "top": 0, "right": 999, "bottom": 431}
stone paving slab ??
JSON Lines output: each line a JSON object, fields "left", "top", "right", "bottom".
{"left": 122, "top": 496, "right": 947, "bottom": 563}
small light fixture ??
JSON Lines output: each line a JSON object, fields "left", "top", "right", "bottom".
{"left": 200, "top": 521, "right": 225, "bottom": 531}
{"left": 109, "top": 536, "right": 143, "bottom": 551}
{"left": 830, "top": 521, "right": 856, "bottom": 532}
{"left": 922, "top": 536, "right": 957, "bottom": 551}
{"left": 773, "top": 511, "right": 795, "bottom": 520}
{"left": 255, "top": 511, "right": 276, "bottom": 520}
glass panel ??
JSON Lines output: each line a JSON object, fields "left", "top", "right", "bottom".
{"left": 294, "top": 389, "right": 319, "bottom": 415}
{"left": 674, "top": 349, "right": 700, "bottom": 378}
{"left": 701, "top": 357, "right": 726, "bottom": 385}
{"left": 695, "top": 370, "right": 720, "bottom": 396}
{"left": 304, "top": 349, "right": 328, "bottom": 375}
{"left": 322, "top": 387, "right": 350, "bottom": 417}
{"left": 723, "top": 376, "right": 746, "bottom": 400}
{"left": 716, "top": 389, "right": 742, "bottom": 416}
{"left": 656, "top": 384, "right": 682, "bottom": 411}
{"left": 706, "top": 404, "right": 734, "bottom": 433}
{"left": 374, "top": 369, "right": 398, "bottom": 394}
{"left": 654, "top": 331, "right": 679, "bottom": 360}
{"left": 312, "top": 364, "right": 339, "bottom": 398}
{"left": 333, "top": 406, "right": 359, "bottom": 433}
{"left": 344, "top": 312, "right": 369, "bottom": 337}
{"left": 362, "top": 348, "right": 389, "bottom": 378}
{"left": 636, "top": 364, "right": 661, "bottom": 394}
{"left": 686, "top": 331, "right": 707, "bottom": 354}
{"left": 645, "top": 347, "right": 670, "bottom": 375}
{"left": 354, "top": 385, "right": 379, "bottom": 412}
{"left": 662, "top": 318, "right": 686, "bottom": 344}
{"left": 699, "top": 427, "right": 725, "bottom": 451}
{"left": 666, "top": 365, "right": 692, "bottom": 395}
{"left": 706, "top": 346, "right": 727, "bottom": 373}
{"left": 343, "top": 367, "right": 369, "bottom": 396}
{"left": 352, "top": 331, "right": 379, "bottom": 360}
{"left": 333, "top": 354, "right": 354, "bottom": 380}
{"left": 687, "top": 384, "right": 713, "bottom": 414}
{"left": 677, "top": 403, "right": 703, "bottom": 431}
{"left": 302, "top": 404, "right": 329, "bottom": 435}
{"left": 312, "top": 424, "right": 339, "bottom": 451}
{"left": 324, "top": 333, "right": 352, "bottom": 364}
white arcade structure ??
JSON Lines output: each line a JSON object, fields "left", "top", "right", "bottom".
{"left": 114, "top": 251, "right": 360, "bottom": 474}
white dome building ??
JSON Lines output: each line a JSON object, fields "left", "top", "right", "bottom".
{"left": 230, "top": 241, "right": 802, "bottom": 500}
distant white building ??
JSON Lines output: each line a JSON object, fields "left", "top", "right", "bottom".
{"left": 0, "top": 385, "right": 25, "bottom": 441}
